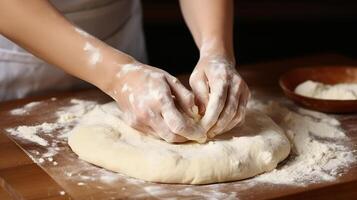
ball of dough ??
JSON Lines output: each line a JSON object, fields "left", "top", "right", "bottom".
{"left": 68, "top": 102, "right": 291, "bottom": 184}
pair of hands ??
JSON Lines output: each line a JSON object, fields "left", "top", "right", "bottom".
{"left": 110, "top": 55, "right": 250, "bottom": 143}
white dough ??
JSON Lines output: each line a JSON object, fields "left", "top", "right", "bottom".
{"left": 295, "top": 80, "right": 357, "bottom": 100}
{"left": 68, "top": 102, "right": 291, "bottom": 184}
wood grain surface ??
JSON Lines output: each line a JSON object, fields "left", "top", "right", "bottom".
{"left": 0, "top": 54, "right": 356, "bottom": 200}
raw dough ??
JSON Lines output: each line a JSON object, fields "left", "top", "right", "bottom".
{"left": 295, "top": 80, "right": 357, "bottom": 100}
{"left": 68, "top": 102, "right": 291, "bottom": 184}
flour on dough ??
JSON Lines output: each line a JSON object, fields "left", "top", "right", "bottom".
{"left": 295, "top": 80, "right": 357, "bottom": 100}
{"left": 68, "top": 102, "right": 291, "bottom": 184}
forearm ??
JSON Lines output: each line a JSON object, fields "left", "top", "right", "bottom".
{"left": 179, "top": 0, "right": 234, "bottom": 60}
{"left": 0, "top": 0, "right": 134, "bottom": 91}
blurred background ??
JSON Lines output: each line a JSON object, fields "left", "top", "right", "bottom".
{"left": 142, "top": 0, "right": 357, "bottom": 75}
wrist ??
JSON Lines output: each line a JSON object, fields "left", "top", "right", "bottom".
{"left": 199, "top": 38, "right": 235, "bottom": 63}
{"left": 93, "top": 47, "right": 137, "bottom": 94}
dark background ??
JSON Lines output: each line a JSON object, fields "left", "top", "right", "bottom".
{"left": 141, "top": 1, "right": 357, "bottom": 75}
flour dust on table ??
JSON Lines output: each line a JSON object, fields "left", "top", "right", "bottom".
{"left": 4, "top": 96, "right": 356, "bottom": 198}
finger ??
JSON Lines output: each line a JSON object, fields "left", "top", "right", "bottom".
{"left": 149, "top": 115, "right": 188, "bottom": 143}
{"left": 208, "top": 81, "right": 240, "bottom": 138}
{"left": 223, "top": 88, "right": 249, "bottom": 132}
{"left": 161, "top": 97, "right": 206, "bottom": 143}
{"left": 118, "top": 109, "right": 160, "bottom": 138}
{"left": 165, "top": 74, "right": 198, "bottom": 119}
{"left": 127, "top": 110, "right": 159, "bottom": 137}
{"left": 200, "top": 78, "right": 229, "bottom": 131}
{"left": 130, "top": 121, "right": 155, "bottom": 137}
{"left": 189, "top": 71, "right": 209, "bottom": 114}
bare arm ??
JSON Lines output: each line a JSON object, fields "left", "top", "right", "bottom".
{"left": 0, "top": 0, "right": 133, "bottom": 91}
{"left": 179, "top": 0, "right": 234, "bottom": 60}
{"left": 180, "top": 0, "right": 250, "bottom": 137}
{"left": 0, "top": 0, "right": 205, "bottom": 143}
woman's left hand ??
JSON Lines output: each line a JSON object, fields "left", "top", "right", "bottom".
{"left": 189, "top": 54, "right": 250, "bottom": 138}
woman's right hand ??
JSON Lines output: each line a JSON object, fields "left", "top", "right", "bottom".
{"left": 107, "top": 62, "right": 206, "bottom": 143}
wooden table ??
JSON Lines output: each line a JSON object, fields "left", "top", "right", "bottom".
{"left": 0, "top": 54, "right": 356, "bottom": 200}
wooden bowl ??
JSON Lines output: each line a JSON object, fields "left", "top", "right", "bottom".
{"left": 279, "top": 66, "right": 357, "bottom": 113}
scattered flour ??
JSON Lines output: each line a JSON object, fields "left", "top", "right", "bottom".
{"left": 7, "top": 125, "right": 49, "bottom": 146}
{"left": 6, "top": 99, "right": 93, "bottom": 147}
{"left": 56, "top": 99, "right": 96, "bottom": 124}
{"left": 6, "top": 99, "right": 96, "bottom": 165}
{"left": 131, "top": 184, "right": 238, "bottom": 199}
{"left": 115, "top": 63, "right": 142, "bottom": 78}
{"left": 100, "top": 173, "right": 121, "bottom": 184}
{"left": 38, "top": 158, "right": 45, "bottom": 163}
{"left": 177, "top": 187, "right": 236, "bottom": 200}
{"left": 42, "top": 147, "right": 58, "bottom": 158}
{"left": 83, "top": 42, "right": 102, "bottom": 66}
{"left": 121, "top": 84, "right": 131, "bottom": 93}
{"left": 10, "top": 101, "right": 42, "bottom": 115}
{"left": 4, "top": 97, "right": 356, "bottom": 199}
{"left": 7, "top": 99, "right": 89, "bottom": 147}
{"left": 248, "top": 100, "right": 356, "bottom": 185}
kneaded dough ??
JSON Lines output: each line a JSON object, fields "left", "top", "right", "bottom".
{"left": 68, "top": 102, "right": 291, "bottom": 184}
{"left": 295, "top": 80, "right": 357, "bottom": 100}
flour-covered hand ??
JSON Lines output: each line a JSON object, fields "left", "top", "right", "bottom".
{"left": 108, "top": 62, "right": 206, "bottom": 143}
{"left": 190, "top": 55, "right": 250, "bottom": 138}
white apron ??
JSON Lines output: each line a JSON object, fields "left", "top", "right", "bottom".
{"left": 0, "top": 0, "right": 147, "bottom": 101}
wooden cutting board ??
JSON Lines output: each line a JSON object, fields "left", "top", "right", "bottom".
{"left": 0, "top": 54, "right": 357, "bottom": 200}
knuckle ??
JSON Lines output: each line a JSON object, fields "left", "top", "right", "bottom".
{"left": 235, "top": 115, "right": 245, "bottom": 127}
{"left": 237, "top": 82, "right": 246, "bottom": 93}
{"left": 235, "top": 112, "right": 244, "bottom": 123}
{"left": 188, "top": 92, "right": 195, "bottom": 100}
{"left": 135, "top": 108, "right": 156, "bottom": 122}
{"left": 193, "top": 80, "right": 208, "bottom": 94}
{"left": 221, "top": 79, "right": 230, "bottom": 88}
{"left": 226, "top": 107, "right": 236, "bottom": 116}
{"left": 184, "top": 93, "right": 195, "bottom": 104}
{"left": 135, "top": 111, "right": 148, "bottom": 121}
{"left": 149, "top": 71, "right": 166, "bottom": 80}
{"left": 247, "top": 90, "right": 252, "bottom": 100}
{"left": 189, "top": 74, "right": 199, "bottom": 86}
{"left": 231, "top": 86, "right": 240, "bottom": 97}
{"left": 233, "top": 75, "right": 242, "bottom": 84}
{"left": 223, "top": 71, "right": 230, "bottom": 80}
{"left": 156, "top": 72, "right": 166, "bottom": 79}
{"left": 171, "top": 77, "right": 180, "bottom": 84}
{"left": 214, "top": 80, "right": 228, "bottom": 92}
{"left": 215, "top": 70, "right": 229, "bottom": 80}
{"left": 158, "top": 95, "right": 170, "bottom": 105}
{"left": 241, "top": 81, "right": 248, "bottom": 90}
{"left": 156, "top": 95, "right": 165, "bottom": 103}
